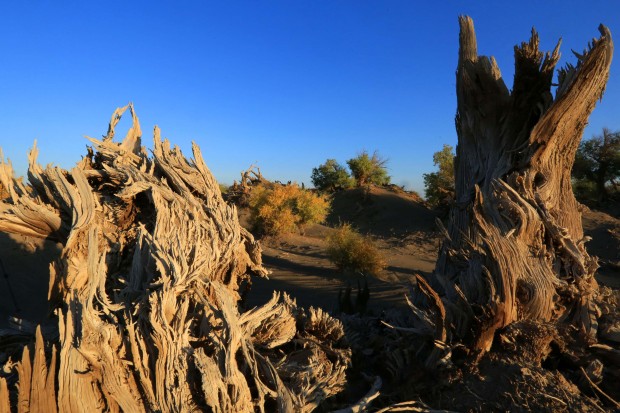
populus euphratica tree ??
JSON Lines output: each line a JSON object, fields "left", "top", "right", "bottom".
{"left": 347, "top": 151, "right": 390, "bottom": 187}
{"left": 423, "top": 144, "right": 455, "bottom": 208}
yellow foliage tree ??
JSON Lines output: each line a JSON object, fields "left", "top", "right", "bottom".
{"left": 249, "top": 184, "right": 330, "bottom": 236}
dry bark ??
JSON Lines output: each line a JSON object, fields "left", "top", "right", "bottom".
{"left": 415, "top": 17, "right": 614, "bottom": 357}
{"left": 0, "top": 104, "right": 350, "bottom": 412}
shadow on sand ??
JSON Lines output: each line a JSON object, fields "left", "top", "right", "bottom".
{"left": 0, "top": 232, "right": 62, "bottom": 329}
{"left": 244, "top": 251, "right": 413, "bottom": 315}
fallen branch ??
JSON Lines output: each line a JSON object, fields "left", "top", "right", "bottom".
{"left": 580, "top": 366, "right": 620, "bottom": 410}
{"left": 332, "top": 376, "right": 382, "bottom": 413}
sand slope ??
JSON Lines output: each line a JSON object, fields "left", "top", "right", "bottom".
{"left": 246, "top": 187, "right": 619, "bottom": 313}
{"left": 2, "top": 186, "right": 618, "bottom": 326}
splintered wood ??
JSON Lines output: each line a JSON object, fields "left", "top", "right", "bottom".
{"left": 0, "top": 104, "right": 350, "bottom": 412}
{"left": 408, "top": 17, "right": 614, "bottom": 358}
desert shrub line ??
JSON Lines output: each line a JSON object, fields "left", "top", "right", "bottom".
{"left": 311, "top": 150, "right": 390, "bottom": 191}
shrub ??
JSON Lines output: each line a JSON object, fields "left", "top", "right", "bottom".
{"left": 423, "top": 144, "right": 455, "bottom": 208}
{"left": 294, "top": 188, "right": 331, "bottom": 229}
{"left": 346, "top": 151, "right": 390, "bottom": 187}
{"left": 249, "top": 183, "right": 330, "bottom": 236}
{"left": 311, "top": 159, "right": 353, "bottom": 192}
{"left": 326, "top": 224, "right": 386, "bottom": 276}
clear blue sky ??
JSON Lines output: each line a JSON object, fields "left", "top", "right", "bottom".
{"left": 1, "top": 1, "right": 618, "bottom": 195}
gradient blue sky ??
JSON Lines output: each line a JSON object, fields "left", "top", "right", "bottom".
{"left": 1, "top": 1, "right": 618, "bottom": 194}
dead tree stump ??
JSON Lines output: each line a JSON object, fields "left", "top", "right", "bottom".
{"left": 0, "top": 104, "right": 350, "bottom": 412}
{"left": 427, "top": 17, "right": 614, "bottom": 356}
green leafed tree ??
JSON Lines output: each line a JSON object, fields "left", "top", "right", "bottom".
{"left": 346, "top": 150, "right": 390, "bottom": 187}
{"left": 311, "top": 159, "right": 353, "bottom": 192}
{"left": 572, "top": 128, "right": 620, "bottom": 202}
{"left": 423, "top": 144, "right": 455, "bottom": 207}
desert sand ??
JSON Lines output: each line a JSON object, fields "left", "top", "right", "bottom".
{"left": 244, "top": 186, "right": 620, "bottom": 315}
{"left": 2, "top": 186, "right": 617, "bottom": 331}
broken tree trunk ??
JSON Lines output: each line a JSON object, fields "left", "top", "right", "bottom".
{"left": 429, "top": 17, "right": 613, "bottom": 355}
{"left": 0, "top": 104, "right": 350, "bottom": 412}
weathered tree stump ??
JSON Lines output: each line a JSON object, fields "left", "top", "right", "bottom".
{"left": 0, "top": 104, "right": 350, "bottom": 412}
{"left": 426, "top": 17, "right": 614, "bottom": 356}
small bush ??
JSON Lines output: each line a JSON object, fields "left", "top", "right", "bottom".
{"left": 249, "top": 183, "right": 330, "bottom": 236}
{"left": 326, "top": 224, "right": 386, "bottom": 276}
